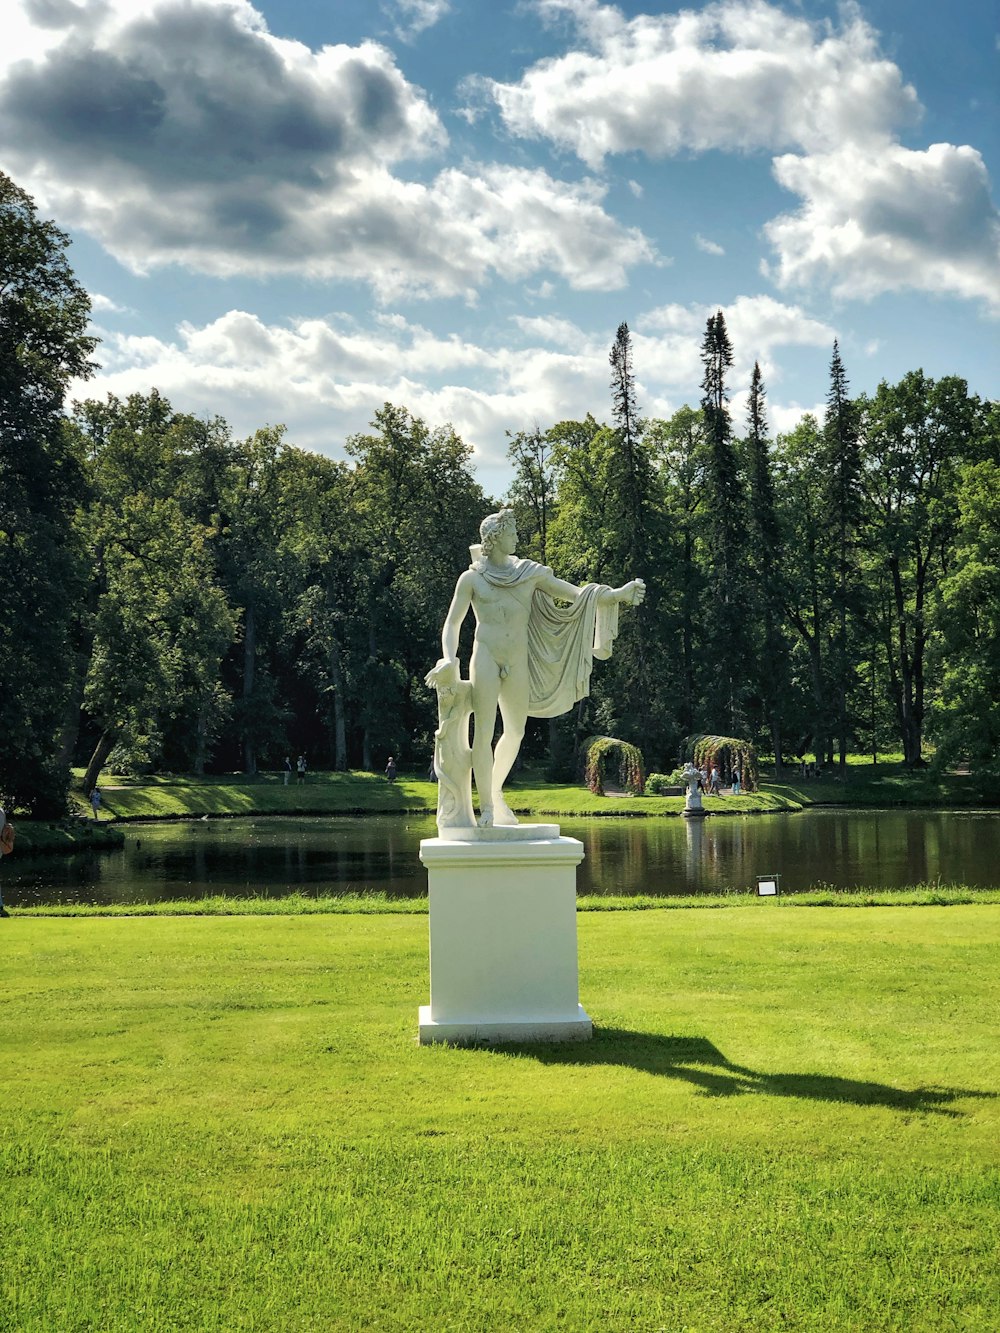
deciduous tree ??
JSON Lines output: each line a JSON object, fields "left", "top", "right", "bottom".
{"left": 0, "top": 173, "right": 96, "bottom": 812}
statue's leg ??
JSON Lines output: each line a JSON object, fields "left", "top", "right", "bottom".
{"left": 491, "top": 666, "right": 529, "bottom": 826}
{"left": 470, "top": 646, "right": 501, "bottom": 825}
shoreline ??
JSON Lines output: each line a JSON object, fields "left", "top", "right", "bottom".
{"left": 7, "top": 766, "right": 991, "bottom": 855}
{"left": 11, "top": 885, "right": 1000, "bottom": 917}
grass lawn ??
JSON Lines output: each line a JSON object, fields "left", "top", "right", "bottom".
{"left": 2, "top": 907, "right": 998, "bottom": 1331}
{"left": 66, "top": 760, "right": 993, "bottom": 830}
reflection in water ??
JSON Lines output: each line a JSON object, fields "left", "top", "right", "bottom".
{"left": 4, "top": 809, "right": 1000, "bottom": 907}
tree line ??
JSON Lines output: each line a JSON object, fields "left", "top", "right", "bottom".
{"left": 2, "top": 171, "right": 998, "bottom": 814}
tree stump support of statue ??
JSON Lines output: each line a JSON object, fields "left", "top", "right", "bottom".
{"left": 418, "top": 509, "right": 644, "bottom": 1046}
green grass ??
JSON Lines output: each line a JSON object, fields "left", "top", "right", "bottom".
{"left": 74, "top": 768, "right": 806, "bottom": 822}
{"left": 11, "top": 883, "right": 1000, "bottom": 917}
{"left": 70, "top": 769, "right": 439, "bottom": 820}
{"left": 69, "top": 762, "right": 992, "bottom": 831}
{"left": 766, "top": 768, "right": 992, "bottom": 809}
{"left": 2, "top": 908, "right": 999, "bottom": 1330}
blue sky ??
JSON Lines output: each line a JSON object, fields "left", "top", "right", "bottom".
{"left": 3, "top": 0, "right": 997, "bottom": 495}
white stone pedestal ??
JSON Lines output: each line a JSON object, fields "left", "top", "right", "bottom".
{"left": 418, "top": 831, "right": 592, "bottom": 1045}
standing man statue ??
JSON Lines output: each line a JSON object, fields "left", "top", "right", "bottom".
{"left": 426, "top": 508, "right": 644, "bottom": 831}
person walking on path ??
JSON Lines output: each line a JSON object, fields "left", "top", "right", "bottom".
{"left": 283, "top": 756, "right": 292, "bottom": 786}
{"left": 90, "top": 787, "right": 102, "bottom": 821}
{"left": 709, "top": 766, "right": 721, "bottom": 795}
{"left": 731, "top": 770, "right": 741, "bottom": 795}
{"left": 296, "top": 755, "right": 307, "bottom": 784}
{"left": 0, "top": 804, "right": 12, "bottom": 917}
{"left": 385, "top": 756, "right": 397, "bottom": 782}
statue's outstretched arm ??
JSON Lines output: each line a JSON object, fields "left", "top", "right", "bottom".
{"left": 539, "top": 570, "right": 646, "bottom": 607}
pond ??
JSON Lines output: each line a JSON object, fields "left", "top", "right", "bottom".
{"left": 4, "top": 808, "right": 1000, "bottom": 907}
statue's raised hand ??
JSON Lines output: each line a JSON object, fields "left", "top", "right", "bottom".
{"left": 617, "top": 578, "right": 646, "bottom": 606}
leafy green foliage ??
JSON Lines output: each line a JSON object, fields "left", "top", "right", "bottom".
{"left": 0, "top": 172, "right": 96, "bottom": 813}
{"left": 4, "top": 180, "right": 997, "bottom": 808}
{"left": 929, "top": 460, "right": 1000, "bottom": 772}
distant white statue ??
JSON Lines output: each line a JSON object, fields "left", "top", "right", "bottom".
{"left": 681, "top": 761, "right": 704, "bottom": 815}
{"left": 426, "top": 509, "right": 644, "bottom": 832}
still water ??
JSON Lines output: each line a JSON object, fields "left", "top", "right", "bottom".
{"left": 4, "top": 809, "right": 999, "bottom": 907}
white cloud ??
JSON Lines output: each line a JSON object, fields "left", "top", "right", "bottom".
{"left": 0, "top": 0, "right": 654, "bottom": 297}
{"left": 77, "top": 295, "right": 835, "bottom": 485}
{"left": 484, "top": 0, "right": 919, "bottom": 166}
{"left": 765, "top": 142, "right": 1000, "bottom": 311}
{"left": 484, "top": 0, "right": 1000, "bottom": 314}
{"left": 511, "top": 315, "right": 593, "bottom": 349}
{"left": 89, "top": 292, "right": 129, "bottom": 314}
{"left": 695, "top": 234, "right": 725, "bottom": 256}
{"left": 391, "top": 0, "right": 451, "bottom": 41}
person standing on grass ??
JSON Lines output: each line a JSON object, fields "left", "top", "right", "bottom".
{"left": 283, "top": 756, "right": 292, "bottom": 786}
{"left": 0, "top": 804, "right": 12, "bottom": 917}
{"left": 385, "top": 755, "right": 397, "bottom": 782}
{"left": 90, "top": 786, "right": 102, "bottom": 821}
{"left": 297, "top": 754, "right": 307, "bottom": 784}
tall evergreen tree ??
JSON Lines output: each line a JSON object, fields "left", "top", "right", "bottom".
{"left": 699, "top": 310, "right": 748, "bottom": 734}
{"left": 743, "top": 363, "right": 788, "bottom": 766}
{"left": 823, "top": 341, "right": 862, "bottom": 771}
{"left": 647, "top": 407, "right": 707, "bottom": 739}
{"left": 607, "top": 323, "right": 665, "bottom": 747}
{"left": 608, "top": 322, "right": 652, "bottom": 575}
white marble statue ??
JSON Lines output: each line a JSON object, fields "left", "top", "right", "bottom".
{"left": 681, "top": 761, "right": 704, "bottom": 814}
{"left": 426, "top": 508, "right": 644, "bottom": 832}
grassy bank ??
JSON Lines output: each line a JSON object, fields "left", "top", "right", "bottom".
{"left": 10, "top": 883, "right": 1000, "bottom": 917}
{"left": 69, "top": 760, "right": 994, "bottom": 828}
{"left": 9, "top": 818, "right": 125, "bottom": 856}
{"left": 72, "top": 768, "right": 804, "bottom": 822}
{"left": 2, "top": 907, "right": 998, "bottom": 1330}
{"left": 766, "top": 766, "right": 990, "bottom": 809}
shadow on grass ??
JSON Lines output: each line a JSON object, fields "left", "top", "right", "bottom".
{"left": 517, "top": 1029, "right": 997, "bottom": 1117}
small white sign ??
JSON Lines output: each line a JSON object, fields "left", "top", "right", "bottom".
{"left": 757, "top": 877, "right": 779, "bottom": 896}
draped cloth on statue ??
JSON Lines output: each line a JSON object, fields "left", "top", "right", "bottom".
{"left": 470, "top": 551, "right": 620, "bottom": 719}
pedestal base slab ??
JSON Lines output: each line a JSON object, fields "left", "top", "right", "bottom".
{"left": 418, "top": 1003, "right": 592, "bottom": 1046}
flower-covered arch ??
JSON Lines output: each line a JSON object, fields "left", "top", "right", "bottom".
{"left": 582, "top": 735, "right": 645, "bottom": 797}
{"left": 690, "top": 734, "right": 759, "bottom": 792}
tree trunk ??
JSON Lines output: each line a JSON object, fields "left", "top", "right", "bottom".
{"left": 193, "top": 700, "right": 208, "bottom": 775}
{"left": 56, "top": 643, "right": 93, "bottom": 771}
{"left": 329, "top": 637, "right": 348, "bottom": 772}
{"left": 770, "top": 718, "right": 783, "bottom": 775}
{"left": 362, "top": 616, "right": 377, "bottom": 771}
{"left": 83, "top": 729, "right": 117, "bottom": 796}
{"left": 243, "top": 601, "right": 256, "bottom": 775}
{"left": 56, "top": 685, "right": 83, "bottom": 772}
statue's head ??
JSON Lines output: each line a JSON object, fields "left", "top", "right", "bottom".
{"left": 479, "top": 508, "right": 516, "bottom": 557}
